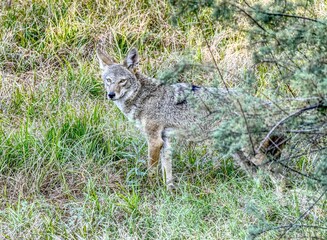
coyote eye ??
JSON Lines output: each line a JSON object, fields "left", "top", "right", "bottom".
{"left": 119, "top": 79, "right": 127, "bottom": 85}
{"left": 105, "top": 77, "right": 112, "bottom": 83}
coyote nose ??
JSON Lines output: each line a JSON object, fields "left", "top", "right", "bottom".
{"left": 108, "top": 92, "right": 116, "bottom": 99}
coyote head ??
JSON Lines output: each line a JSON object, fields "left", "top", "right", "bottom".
{"left": 96, "top": 48, "right": 139, "bottom": 101}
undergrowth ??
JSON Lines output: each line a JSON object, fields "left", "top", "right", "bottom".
{"left": 0, "top": 0, "right": 326, "bottom": 239}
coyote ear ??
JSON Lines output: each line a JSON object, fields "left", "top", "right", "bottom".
{"left": 124, "top": 48, "right": 139, "bottom": 70}
{"left": 96, "top": 48, "right": 114, "bottom": 70}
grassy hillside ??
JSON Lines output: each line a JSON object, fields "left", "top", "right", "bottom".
{"left": 0, "top": 0, "right": 326, "bottom": 239}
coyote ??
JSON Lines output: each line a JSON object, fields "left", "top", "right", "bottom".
{"left": 96, "top": 48, "right": 282, "bottom": 190}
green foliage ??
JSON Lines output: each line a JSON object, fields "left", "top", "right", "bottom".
{"left": 170, "top": 0, "right": 327, "bottom": 238}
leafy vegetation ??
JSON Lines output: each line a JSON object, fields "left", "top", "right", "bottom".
{"left": 170, "top": 0, "right": 327, "bottom": 238}
{"left": 0, "top": 0, "right": 326, "bottom": 239}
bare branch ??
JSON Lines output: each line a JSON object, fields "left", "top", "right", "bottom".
{"left": 256, "top": 104, "right": 322, "bottom": 154}
{"left": 254, "top": 223, "right": 327, "bottom": 238}
{"left": 278, "top": 189, "right": 327, "bottom": 239}
{"left": 243, "top": 0, "right": 326, "bottom": 25}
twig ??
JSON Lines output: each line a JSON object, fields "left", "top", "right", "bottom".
{"left": 195, "top": 14, "right": 229, "bottom": 92}
{"left": 231, "top": 3, "right": 267, "bottom": 32}
{"left": 254, "top": 223, "right": 327, "bottom": 238}
{"left": 278, "top": 188, "right": 327, "bottom": 239}
{"left": 256, "top": 104, "right": 321, "bottom": 154}
{"left": 274, "top": 160, "right": 321, "bottom": 182}
{"left": 237, "top": 99, "right": 256, "bottom": 155}
{"left": 261, "top": 147, "right": 327, "bottom": 167}
{"left": 243, "top": 0, "right": 326, "bottom": 25}
{"left": 195, "top": 12, "right": 256, "bottom": 155}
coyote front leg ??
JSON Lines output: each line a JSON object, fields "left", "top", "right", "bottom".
{"left": 145, "top": 124, "right": 164, "bottom": 177}
{"left": 161, "top": 136, "right": 174, "bottom": 190}
{"left": 147, "top": 138, "right": 163, "bottom": 176}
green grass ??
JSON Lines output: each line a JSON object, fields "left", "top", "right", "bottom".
{"left": 0, "top": 0, "right": 326, "bottom": 239}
